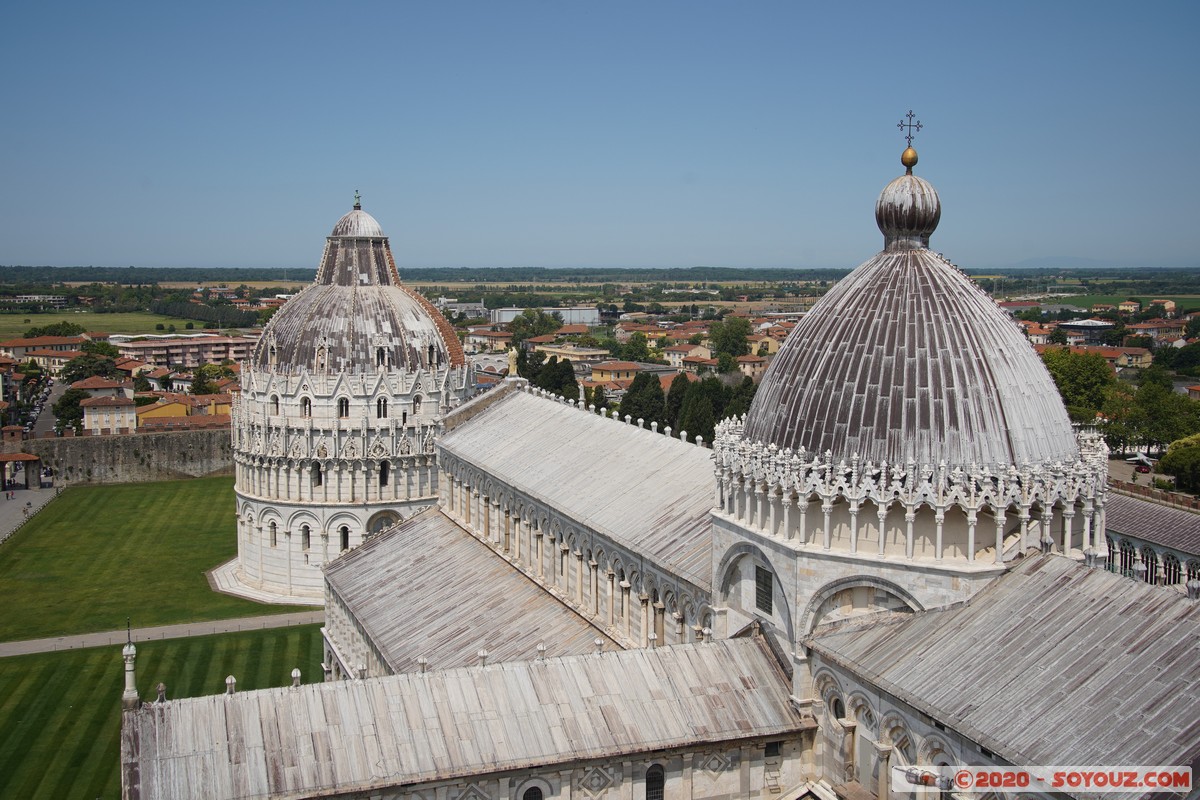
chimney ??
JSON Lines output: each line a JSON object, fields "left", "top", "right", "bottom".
{"left": 594, "top": 638, "right": 604, "bottom": 655}
{"left": 291, "top": 668, "right": 302, "bottom": 688}
{"left": 536, "top": 642, "right": 547, "bottom": 661}
{"left": 477, "top": 649, "right": 489, "bottom": 667}
{"left": 156, "top": 683, "right": 167, "bottom": 703}
{"left": 225, "top": 675, "right": 236, "bottom": 695}
{"left": 417, "top": 656, "right": 429, "bottom": 674}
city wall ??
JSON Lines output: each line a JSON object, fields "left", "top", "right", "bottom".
{"left": 18, "top": 429, "right": 233, "bottom": 485}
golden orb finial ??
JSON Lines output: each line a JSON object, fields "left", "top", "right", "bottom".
{"left": 901, "top": 146, "right": 918, "bottom": 173}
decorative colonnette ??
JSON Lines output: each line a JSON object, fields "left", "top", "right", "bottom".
{"left": 713, "top": 416, "right": 1111, "bottom": 565}
{"left": 1104, "top": 533, "right": 1200, "bottom": 594}
{"left": 807, "top": 662, "right": 974, "bottom": 798}
{"left": 438, "top": 383, "right": 715, "bottom": 650}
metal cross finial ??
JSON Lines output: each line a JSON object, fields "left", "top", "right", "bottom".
{"left": 897, "top": 110, "right": 922, "bottom": 146}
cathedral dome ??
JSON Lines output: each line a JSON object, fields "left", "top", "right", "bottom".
{"left": 251, "top": 198, "right": 464, "bottom": 374}
{"left": 742, "top": 149, "right": 1078, "bottom": 468}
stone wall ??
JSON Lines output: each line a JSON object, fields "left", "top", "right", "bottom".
{"left": 1110, "top": 481, "right": 1200, "bottom": 512}
{"left": 21, "top": 429, "right": 233, "bottom": 485}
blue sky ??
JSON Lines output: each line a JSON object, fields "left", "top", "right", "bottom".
{"left": 1, "top": 1, "right": 1197, "bottom": 271}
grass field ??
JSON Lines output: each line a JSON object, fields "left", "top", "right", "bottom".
{"left": 0, "top": 625, "right": 324, "bottom": 800}
{"left": 1052, "top": 294, "right": 1200, "bottom": 310}
{"left": 0, "top": 310, "right": 212, "bottom": 339}
{"left": 0, "top": 477, "right": 309, "bottom": 642}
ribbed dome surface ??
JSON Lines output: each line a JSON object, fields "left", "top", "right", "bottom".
{"left": 331, "top": 208, "right": 384, "bottom": 238}
{"left": 251, "top": 203, "right": 464, "bottom": 373}
{"left": 876, "top": 173, "right": 941, "bottom": 250}
{"left": 743, "top": 167, "right": 1078, "bottom": 468}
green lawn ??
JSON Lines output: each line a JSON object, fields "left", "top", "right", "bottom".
{"left": 0, "top": 310, "right": 212, "bottom": 339}
{"left": 1051, "top": 294, "right": 1200, "bottom": 310}
{"left": 0, "top": 477, "right": 310, "bottom": 642}
{"left": 0, "top": 625, "right": 324, "bottom": 800}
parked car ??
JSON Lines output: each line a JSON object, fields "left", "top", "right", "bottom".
{"left": 1135, "top": 464, "right": 1151, "bottom": 474}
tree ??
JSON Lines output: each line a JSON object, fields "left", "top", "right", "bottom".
{"left": 620, "top": 332, "right": 651, "bottom": 363}
{"left": 24, "top": 321, "right": 85, "bottom": 338}
{"left": 1136, "top": 363, "right": 1173, "bottom": 390}
{"left": 665, "top": 373, "right": 691, "bottom": 430}
{"left": 517, "top": 349, "right": 546, "bottom": 382}
{"left": 53, "top": 388, "right": 90, "bottom": 433}
{"left": 677, "top": 380, "right": 715, "bottom": 444}
{"left": 1039, "top": 347, "right": 1116, "bottom": 420}
{"left": 532, "top": 357, "right": 578, "bottom": 401}
{"left": 60, "top": 353, "right": 119, "bottom": 384}
{"left": 190, "top": 362, "right": 237, "bottom": 395}
{"left": 591, "top": 385, "right": 607, "bottom": 410}
{"left": 508, "top": 309, "right": 562, "bottom": 348}
{"left": 1129, "top": 383, "right": 1200, "bottom": 454}
{"left": 618, "top": 372, "right": 665, "bottom": 428}
{"left": 1099, "top": 383, "right": 1138, "bottom": 454}
{"left": 1047, "top": 328, "right": 1068, "bottom": 345}
{"left": 1158, "top": 433, "right": 1200, "bottom": 493}
{"left": 724, "top": 377, "right": 758, "bottom": 419}
{"left": 709, "top": 316, "right": 751, "bottom": 358}
{"left": 81, "top": 340, "right": 120, "bottom": 358}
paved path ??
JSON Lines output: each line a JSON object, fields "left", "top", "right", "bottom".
{"left": 0, "top": 484, "right": 59, "bottom": 547}
{"left": 0, "top": 611, "right": 325, "bottom": 658}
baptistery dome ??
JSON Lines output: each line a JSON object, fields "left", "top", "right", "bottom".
{"left": 742, "top": 149, "right": 1077, "bottom": 468}
{"left": 253, "top": 199, "right": 465, "bottom": 375}
{"left": 228, "top": 197, "right": 474, "bottom": 603}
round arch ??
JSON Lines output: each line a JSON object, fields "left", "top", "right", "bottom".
{"left": 366, "top": 510, "right": 400, "bottom": 535}
{"left": 715, "top": 542, "right": 794, "bottom": 637}
{"left": 801, "top": 575, "right": 924, "bottom": 635}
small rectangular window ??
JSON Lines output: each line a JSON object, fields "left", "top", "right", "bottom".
{"left": 755, "top": 566, "right": 773, "bottom": 614}
{"left": 764, "top": 741, "right": 782, "bottom": 758}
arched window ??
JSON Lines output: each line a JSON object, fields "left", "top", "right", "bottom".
{"left": 645, "top": 764, "right": 665, "bottom": 800}
{"left": 412, "top": 396, "right": 422, "bottom": 415}
{"left": 338, "top": 397, "right": 349, "bottom": 418}
{"left": 376, "top": 347, "right": 386, "bottom": 367}
{"left": 377, "top": 397, "right": 388, "bottom": 418}
{"left": 402, "top": 411, "right": 408, "bottom": 425}
{"left": 1119, "top": 540, "right": 1136, "bottom": 577}
{"left": 427, "top": 344, "right": 435, "bottom": 365}
{"left": 1187, "top": 560, "right": 1200, "bottom": 583}
{"left": 270, "top": 395, "right": 279, "bottom": 415}
{"left": 269, "top": 345, "right": 277, "bottom": 365}
{"left": 522, "top": 789, "right": 544, "bottom": 800}
{"left": 301, "top": 525, "right": 310, "bottom": 551}
{"left": 1106, "top": 536, "right": 1115, "bottom": 572}
{"left": 301, "top": 397, "right": 312, "bottom": 417}
{"left": 1142, "top": 546, "right": 1158, "bottom": 584}
{"left": 269, "top": 521, "right": 277, "bottom": 548}
{"left": 1164, "top": 553, "right": 1182, "bottom": 585}
{"left": 340, "top": 525, "right": 350, "bottom": 552}
{"left": 379, "top": 461, "right": 390, "bottom": 487}
{"left": 832, "top": 697, "right": 846, "bottom": 720}
{"left": 312, "top": 464, "right": 322, "bottom": 487}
